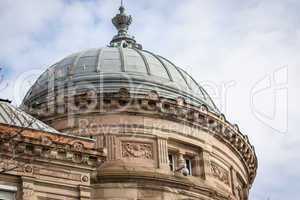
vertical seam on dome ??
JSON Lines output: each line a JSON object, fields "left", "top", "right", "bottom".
{"left": 173, "top": 68, "right": 191, "bottom": 90}
{"left": 180, "top": 68, "right": 219, "bottom": 113}
{"left": 179, "top": 68, "right": 207, "bottom": 100}
{"left": 96, "top": 48, "right": 103, "bottom": 72}
{"left": 158, "top": 56, "right": 191, "bottom": 89}
{"left": 69, "top": 51, "right": 86, "bottom": 76}
{"left": 24, "top": 71, "right": 43, "bottom": 101}
{"left": 142, "top": 50, "right": 173, "bottom": 81}
{"left": 201, "top": 88, "right": 220, "bottom": 113}
{"left": 118, "top": 47, "right": 125, "bottom": 72}
{"left": 47, "top": 67, "right": 56, "bottom": 99}
{"left": 132, "top": 47, "right": 151, "bottom": 75}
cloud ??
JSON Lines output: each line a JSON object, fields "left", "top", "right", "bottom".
{"left": 0, "top": 0, "right": 299, "bottom": 199}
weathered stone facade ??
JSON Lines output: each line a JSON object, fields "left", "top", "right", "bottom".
{"left": 0, "top": 123, "right": 103, "bottom": 199}
{"left": 0, "top": 90, "right": 257, "bottom": 199}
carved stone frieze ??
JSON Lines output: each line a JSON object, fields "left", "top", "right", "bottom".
{"left": 211, "top": 162, "right": 230, "bottom": 186}
{"left": 122, "top": 142, "right": 153, "bottom": 160}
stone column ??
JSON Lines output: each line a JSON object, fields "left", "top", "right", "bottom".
{"left": 202, "top": 149, "right": 212, "bottom": 181}
{"left": 47, "top": 68, "right": 56, "bottom": 115}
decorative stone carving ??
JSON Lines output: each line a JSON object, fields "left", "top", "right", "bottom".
{"left": 40, "top": 136, "right": 52, "bottom": 146}
{"left": 72, "top": 153, "right": 83, "bottom": 163}
{"left": 220, "top": 114, "right": 226, "bottom": 122}
{"left": 233, "top": 124, "right": 239, "bottom": 132}
{"left": 23, "top": 165, "right": 33, "bottom": 174}
{"left": 119, "top": 87, "right": 130, "bottom": 99}
{"left": 81, "top": 175, "right": 89, "bottom": 183}
{"left": 147, "top": 90, "right": 159, "bottom": 101}
{"left": 176, "top": 97, "right": 185, "bottom": 106}
{"left": 211, "top": 162, "right": 230, "bottom": 186}
{"left": 122, "top": 142, "right": 153, "bottom": 159}
{"left": 73, "top": 141, "right": 84, "bottom": 151}
{"left": 200, "top": 104, "right": 208, "bottom": 113}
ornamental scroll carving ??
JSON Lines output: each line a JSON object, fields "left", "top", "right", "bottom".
{"left": 211, "top": 162, "right": 230, "bottom": 186}
{"left": 122, "top": 142, "right": 153, "bottom": 160}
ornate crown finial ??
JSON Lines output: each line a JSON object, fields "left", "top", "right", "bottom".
{"left": 110, "top": 1, "right": 142, "bottom": 49}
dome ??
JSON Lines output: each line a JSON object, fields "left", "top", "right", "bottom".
{"left": 22, "top": 46, "right": 219, "bottom": 113}
{"left": 22, "top": 4, "right": 219, "bottom": 116}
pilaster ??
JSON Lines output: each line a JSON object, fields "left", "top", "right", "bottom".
{"left": 21, "top": 177, "right": 36, "bottom": 200}
{"left": 157, "top": 137, "right": 169, "bottom": 170}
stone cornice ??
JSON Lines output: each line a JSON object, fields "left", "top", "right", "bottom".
{"left": 0, "top": 124, "right": 104, "bottom": 169}
{"left": 96, "top": 171, "right": 233, "bottom": 200}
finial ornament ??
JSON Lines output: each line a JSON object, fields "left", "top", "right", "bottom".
{"left": 110, "top": 2, "right": 142, "bottom": 49}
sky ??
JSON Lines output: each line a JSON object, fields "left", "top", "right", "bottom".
{"left": 0, "top": 0, "right": 299, "bottom": 199}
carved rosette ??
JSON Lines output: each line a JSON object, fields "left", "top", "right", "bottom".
{"left": 81, "top": 175, "right": 89, "bottom": 183}
{"left": 73, "top": 141, "right": 84, "bottom": 151}
{"left": 122, "top": 142, "right": 153, "bottom": 160}
{"left": 23, "top": 165, "right": 34, "bottom": 174}
{"left": 210, "top": 162, "right": 230, "bottom": 186}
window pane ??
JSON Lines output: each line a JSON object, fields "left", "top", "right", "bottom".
{"left": 168, "top": 154, "right": 175, "bottom": 171}
{"left": 185, "top": 159, "right": 192, "bottom": 175}
{"left": 0, "top": 190, "right": 16, "bottom": 200}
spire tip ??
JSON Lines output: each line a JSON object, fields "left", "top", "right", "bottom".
{"left": 110, "top": 1, "right": 142, "bottom": 49}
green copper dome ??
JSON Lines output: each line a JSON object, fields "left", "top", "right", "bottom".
{"left": 22, "top": 46, "right": 219, "bottom": 113}
{"left": 22, "top": 4, "right": 219, "bottom": 114}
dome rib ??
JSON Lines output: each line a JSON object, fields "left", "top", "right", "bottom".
{"left": 141, "top": 49, "right": 173, "bottom": 82}
{"left": 175, "top": 68, "right": 192, "bottom": 90}
{"left": 70, "top": 51, "right": 85, "bottom": 75}
{"left": 132, "top": 47, "right": 151, "bottom": 75}
{"left": 157, "top": 55, "right": 192, "bottom": 90}
{"left": 179, "top": 68, "right": 207, "bottom": 100}
{"left": 118, "top": 47, "right": 126, "bottom": 72}
{"left": 96, "top": 48, "right": 103, "bottom": 72}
